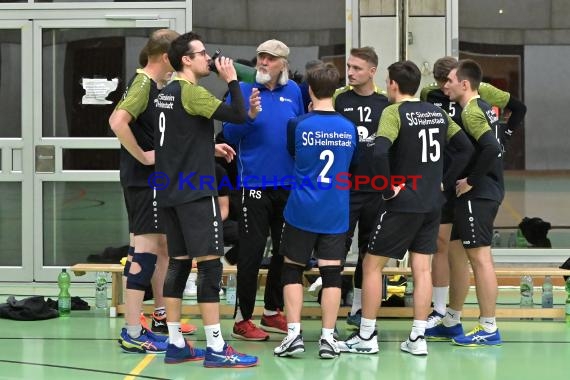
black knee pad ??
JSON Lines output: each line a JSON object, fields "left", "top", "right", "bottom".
{"left": 320, "top": 265, "right": 343, "bottom": 289}
{"left": 197, "top": 259, "right": 223, "bottom": 303}
{"left": 123, "top": 247, "right": 135, "bottom": 277}
{"left": 282, "top": 262, "right": 305, "bottom": 286}
{"left": 163, "top": 258, "right": 192, "bottom": 298}
{"left": 123, "top": 260, "right": 131, "bottom": 277}
{"left": 126, "top": 252, "right": 157, "bottom": 291}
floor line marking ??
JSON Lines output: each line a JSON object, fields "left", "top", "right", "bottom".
{"left": 125, "top": 354, "right": 155, "bottom": 380}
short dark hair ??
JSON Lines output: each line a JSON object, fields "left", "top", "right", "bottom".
{"left": 138, "top": 29, "right": 179, "bottom": 67}
{"left": 168, "top": 31, "right": 203, "bottom": 72}
{"left": 456, "top": 59, "right": 482, "bottom": 90}
{"left": 433, "top": 56, "right": 458, "bottom": 82}
{"left": 307, "top": 63, "right": 340, "bottom": 99}
{"left": 350, "top": 47, "right": 378, "bottom": 67}
{"left": 387, "top": 60, "right": 421, "bottom": 96}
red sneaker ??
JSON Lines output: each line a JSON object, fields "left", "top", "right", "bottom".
{"left": 260, "top": 311, "right": 287, "bottom": 334}
{"left": 231, "top": 319, "right": 269, "bottom": 341}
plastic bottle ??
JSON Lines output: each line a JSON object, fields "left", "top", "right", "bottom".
{"left": 57, "top": 268, "right": 71, "bottom": 317}
{"left": 225, "top": 273, "right": 236, "bottom": 305}
{"left": 520, "top": 275, "right": 533, "bottom": 308}
{"left": 541, "top": 275, "right": 553, "bottom": 308}
{"left": 404, "top": 275, "right": 414, "bottom": 307}
{"left": 95, "top": 272, "right": 108, "bottom": 309}
{"left": 492, "top": 230, "right": 502, "bottom": 247}
{"left": 507, "top": 232, "right": 516, "bottom": 248}
{"left": 209, "top": 50, "right": 256, "bottom": 83}
{"left": 565, "top": 276, "right": 570, "bottom": 323}
{"left": 515, "top": 229, "right": 528, "bottom": 248}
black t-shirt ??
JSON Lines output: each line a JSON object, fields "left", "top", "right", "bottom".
{"left": 154, "top": 77, "right": 222, "bottom": 207}
{"left": 333, "top": 86, "right": 390, "bottom": 192}
{"left": 116, "top": 71, "right": 159, "bottom": 187}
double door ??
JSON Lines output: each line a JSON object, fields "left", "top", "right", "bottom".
{"left": 0, "top": 9, "right": 184, "bottom": 281}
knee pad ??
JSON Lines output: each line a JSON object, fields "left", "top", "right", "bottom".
{"left": 122, "top": 247, "right": 135, "bottom": 277}
{"left": 126, "top": 252, "right": 157, "bottom": 291}
{"left": 197, "top": 259, "right": 223, "bottom": 303}
{"left": 320, "top": 265, "right": 343, "bottom": 289}
{"left": 163, "top": 258, "right": 192, "bottom": 298}
{"left": 282, "top": 262, "right": 305, "bottom": 286}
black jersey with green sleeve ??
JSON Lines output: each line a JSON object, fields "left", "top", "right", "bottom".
{"left": 153, "top": 77, "right": 222, "bottom": 207}
{"left": 460, "top": 97, "right": 504, "bottom": 202}
{"left": 115, "top": 69, "right": 159, "bottom": 187}
{"left": 333, "top": 85, "right": 390, "bottom": 191}
{"left": 421, "top": 82, "right": 510, "bottom": 127}
{"left": 377, "top": 100, "right": 461, "bottom": 213}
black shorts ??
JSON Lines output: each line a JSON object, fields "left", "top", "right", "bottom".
{"left": 440, "top": 197, "right": 455, "bottom": 224}
{"left": 451, "top": 198, "right": 500, "bottom": 249}
{"left": 123, "top": 186, "right": 164, "bottom": 235}
{"left": 279, "top": 222, "right": 346, "bottom": 264}
{"left": 367, "top": 208, "right": 440, "bottom": 260}
{"left": 161, "top": 196, "right": 224, "bottom": 258}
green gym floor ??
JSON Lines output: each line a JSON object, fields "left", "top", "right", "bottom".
{"left": 1, "top": 284, "right": 569, "bottom": 380}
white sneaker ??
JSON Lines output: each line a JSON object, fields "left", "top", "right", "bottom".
{"left": 319, "top": 336, "right": 340, "bottom": 359}
{"left": 274, "top": 334, "right": 305, "bottom": 357}
{"left": 426, "top": 310, "right": 445, "bottom": 329}
{"left": 308, "top": 277, "right": 323, "bottom": 298}
{"left": 338, "top": 330, "right": 379, "bottom": 354}
{"left": 183, "top": 274, "right": 197, "bottom": 297}
{"left": 400, "top": 335, "right": 428, "bottom": 356}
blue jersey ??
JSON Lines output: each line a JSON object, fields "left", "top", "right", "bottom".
{"left": 284, "top": 111, "right": 357, "bottom": 234}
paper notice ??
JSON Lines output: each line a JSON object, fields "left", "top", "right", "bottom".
{"left": 81, "top": 78, "right": 119, "bottom": 105}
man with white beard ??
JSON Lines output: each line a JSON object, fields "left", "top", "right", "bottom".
{"left": 223, "top": 39, "right": 304, "bottom": 341}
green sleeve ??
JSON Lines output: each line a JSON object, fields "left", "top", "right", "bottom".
{"left": 420, "top": 83, "right": 438, "bottom": 102}
{"left": 445, "top": 112, "right": 461, "bottom": 141}
{"left": 377, "top": 103, "right": 401, "bottom": 143}
{"left": 479, "top": 82, "right": 510, "bottom": 109}
{"left": 115, "top": 72, "right": 150, "bottom": 119}
{"left": 180, "top": 79, "right": 222, "bottom": 118}
{"left": 461, "top": 100, "right": 492, "bottom": 141}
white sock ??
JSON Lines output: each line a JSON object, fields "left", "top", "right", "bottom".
{"left": 432, "top": 287, "right": 449, "bottom": 315}
{"left": 350, "top": 288, "right": 362, "bottom": 316}
{"left": 204, "top": 323, "right": 225, "bottom": 352}
{"left": 321, "top": 328, "right": 335, "bottom": 340}
{"left": 287, "top": 322, "right": 301, "bottom": 337}
{"left": 264, "top": 309, "right": 278, "bottom": 316}
{"left": 235, "top": 307, "right": 244, "bottom": 323}
{"left": 410, "top": 319, "right": 427, "bottom": 340}
{"left": 442, "top": 307, "right": 461, "bottom": 327}
{"left": 359, "top": 317, "right": 376, "bottom": 339}
{"left": 126, "top": 324, "right": 142, "bottom": 339}
{"left": 479, "top": 317, "right": 497, "bottom": 332}
{"left": 167, "top": 322, "right": 185, "bottom": 348}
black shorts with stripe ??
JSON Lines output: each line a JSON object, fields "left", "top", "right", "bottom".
{"left": 161, "top": 196, "right": 224, "bottom": 258}
{"left": 367, "top": 206, "right": 440, "bottom": 260}
{"left": 123, "top": 186, "right": 164, "bottom": 235}
{"left": 451, "top": 198, "right": 500, "bottom": 248}
{"left": 279, "top": 222, "right": 346, "bottom": 264}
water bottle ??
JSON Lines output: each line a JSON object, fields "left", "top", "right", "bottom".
{"left": 57, "top": 268, "right": 71, "bottom": 317}
{"left": 520, "top": 275, "right": 533, "bottom": 308}
{"left": 507, "top": 232, "right": 516, "bottom": 248}
{"left": 492, "top": 230, "right": 502, "bottom": 247}
{"left": 95, "top": 272, "right": 108, "bottom": 309}
{"left": 565, "top": 276, "right": 570, "bottom": 323}
{"left": 515, "top": 229, "right": 528, "bottom": 248}
{"left": 225, "top": 273, "right": 237, "bottom": 305}
{"left": 541, "top": 276, "right": 553, "bottom": 308}
{"left": 404, "top": 275, "right": 414, "bottom": 307}
{"left": 209, "top": 49, "right": 256, "bottom": 83}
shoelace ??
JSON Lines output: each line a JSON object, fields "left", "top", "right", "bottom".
{"left": 225, "top": 345, "right": 243, "bottom": 357}
{"left": 465, "top": 325, "right": 484, "bottom": 336}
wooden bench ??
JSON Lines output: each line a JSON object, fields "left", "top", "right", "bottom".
{"left": 70, "top": 263, "right": 570, "bottom": 320}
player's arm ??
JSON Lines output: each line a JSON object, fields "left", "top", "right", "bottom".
{"left": 222, "top": 84, "right": 256, "bottom": 144}
{"left": 211, "top": 81, "right": 247, "bottom": 123}
{"left": 442, "top": 117, "right": 474, "bottom": 192}
{"left": 503, "top": 95, "right": 527, "bottom": 141}
{"left": 373, "top": 105, "right": 401, "bottom": 200}
{"left": 461, "top": 109, "right": 502, "bottom": 188}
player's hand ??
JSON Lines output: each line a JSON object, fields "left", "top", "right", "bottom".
{"left": 248, "top": 88, "right": 261, "bottom": 119}
{"left": 215, "top": 56, "right": 238, "bottom": 83}
{"left": 455, "top": 178, "right": 472, "bottom": 197}
{"left": 215, "top": 143, "right": 236, "bottom": 163}
{"left": 382, "top": 183, "right": 405, "bottom": 201}
{"left": 141, "top": 150, "right": 155, "bottom": 166}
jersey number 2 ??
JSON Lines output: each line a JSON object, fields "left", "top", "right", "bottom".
{"left": 418, "top": 128, "right": 440, "bottom": 163}
{"left": 318, "top": 150, "right": 334, "bottom": 183}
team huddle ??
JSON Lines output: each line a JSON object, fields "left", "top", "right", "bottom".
{"left": 109, "top": 29, "right": 526, "bottom": 367}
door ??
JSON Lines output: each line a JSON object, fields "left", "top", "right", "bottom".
{"left": 0, "top": 10, "right": 185, "bottom": 281}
